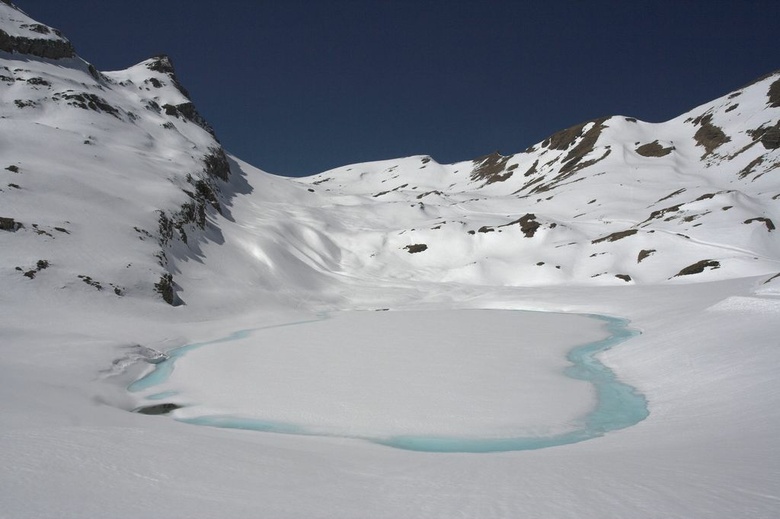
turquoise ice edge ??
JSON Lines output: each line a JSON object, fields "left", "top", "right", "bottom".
{"left": 129, "top": 312, "right": 647, "bottom": 453}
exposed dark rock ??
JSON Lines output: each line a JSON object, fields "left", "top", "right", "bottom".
{"left": 635, "top": 140, "right": 674, "bottom": 157}
{"left": 134, "top": 403, "right": 182, "bottom": 415}
{"left": 162, "top": 102, "right": 216, "bottom": 137}
{"left": 203, "top": 147, "right": 230, "bottom": 181}
{"left": 768, "top": 77, "right": 780, "bottom": 108}
{"left": 21, "top": 23, "right": 50, "bottom": 35}
{"left": 53, "top": 91, "right": 120, "bottom": 118}
{"left": 592, "top": 229, "right": 638, "bottom": 244}
{"left": 763, "top": 273, "right": 780, "bottom": 285}
{"left": 78, "top": 275, "right": 102, "bottom": 291}
{"left": 501, "top": 213, "right": 541, "bottom": 237}
{"left": 21, "top": 259, "right": 49, "bottom": 279}
{"left": 543, "top": 119, "right": 597, "bottom": 151}
{"left": 154, "top": 273, "right": 178, "bottom": 305}
{"left": 0, "top": 28, "right": 75, "bottom": 60}
{"left": 656, "top": 188, "right": 686, "bottom": 203}
{"left": 739, "top": 156, "right": 764, "bottom": 179}
{"left": 26, "top": 77, "right": 50, "bottom": 87}
{"left": 0, "top": 216, "right": 20, "bottom": 231}
{"left": 194, "top": 179, "right": 221, "bottom": 213}
{"left": 404, "top": 244, "right": 428, "bottom": 253}
{"left": 674, "top": 260, "right": 721, "bottom": 277}
{"left": 644, "top": 204, "right": 681, "bottom": 223}
{"left": 471, "top": 152, "right": 513, "bottom": 184}
{"left": 615, "top": 274, "right": 632, "bottom": 282}
{"left": 146, "top": 55, "right": 176, "bottom": 75}
{"left": 527, "top": 118, "right": 610, "bottom": 193}
{"left": 416, "top": 190, "right": 443, "bottom": 200}
{"left": 692, "top": 114, "right": 730, "bottom": 156}
{"left": 760, "top": 122, "right": 780, "bottom": 149}
{"left": 477, "top": 226, "right": 494, "bottom": 233}
{"left": 637, "top": 249, "right": 656, "bottom": 263}
{"left": 744, "top": 217, "right": 775, "bottom": 231}
{"left": 145, "top": 55, "right": 192, "bottom": 99}
{"left": 87, "top": 63, "right": 101, "bottom": 81}
{"left": 558, "top": 119, "right": 609, "bottom": 173}
{"left": 523, "top": 159, "right": 538, "bottom": 177}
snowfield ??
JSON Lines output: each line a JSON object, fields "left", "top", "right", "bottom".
{"left": 1, "top": 2, "right": 779, "bottom": 518}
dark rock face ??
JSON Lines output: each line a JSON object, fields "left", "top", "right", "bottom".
{"left": 636, "top": 140, "right": 674, "bottom": 157}
{"left": 163, "top": 101, "right": 217, "bottom": 138}
{"left": 53, "top": 91, "right": 120, "bottom": 118}
{"left": 592, "top": 229, "right": 638, "bottom": 244}
{"left": 525, "top": 118, "right": 611, "bottom": 194}
{"left": 744, "top": 217, "right": 775, "bottom": 231}
{"left": 692, "top": 114, "right": 730, "bottom": 156}
{"left": 146, "top": 55, "right": 219, "bottom": 138}
{"left": 134, "top": 403, "right": 182, "bottom": 415}
{"left": 471, "top": 152, "right": 513, "bottom": 185}
{"left": 154, "top": 273, "right": 178, "bottom": 305}
{"left": 501, "top": 213, "right": 541, "bottom": 238}
{"left": 0, "top": 29, "right": 75, "bottom": 60}
{"left": 674, "top": 260, "right": 720, "bottom": 277}
{"left": 0, "top": 216, "right": 19, "bottom": 231}
{"left": 204, "top": 147, "right": 230, "bottom": 182}
{"left": 637, "top": 249, "right": 656, "bottom": 263}
{"left": 404, "top": 244, "right": 428, "bottom": 253}
{"left": 768, "top": 77, "right": 780, "bottom": 108}
{"left": 760, "top": 123, "right": 780, "bottom": 150}
{"left": 543, "top": 120, "right": 596, "bottom": 151}
{"left": 145, "top": 54, "right": 191, "bottom": 99}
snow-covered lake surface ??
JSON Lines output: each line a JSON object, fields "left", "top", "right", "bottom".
{"left": 129, "top": 310, "right": 645, "bottom": 453}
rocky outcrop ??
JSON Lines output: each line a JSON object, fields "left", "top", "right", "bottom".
{"left": 146, "top": 55, "right": 218, "bottom": 138}
{"left": 0, "top": 28, "right": 75, "bottom": 59}
{"left": 471, "top": 152, "right": 515, "bottom": 185}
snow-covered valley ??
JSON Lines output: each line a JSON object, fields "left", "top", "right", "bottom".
{"left": 1, "top": 2, "right": 779, "bottom": 517}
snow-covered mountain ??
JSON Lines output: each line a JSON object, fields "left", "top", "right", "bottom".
{"left": 3, "top": 0, "right": 778, "bottom": 310}
{"left": 0, "top": 1, "right": 231, "bottom": 307}
{"left": 291, "top": 75, "right": 780, "bottom": 288}
{"left": 2, "top": 3, "right": 780, "bottom": 518}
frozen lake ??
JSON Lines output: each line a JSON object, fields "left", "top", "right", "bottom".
{"left": 129, "top": 309, "right": 646, "bottom": 452}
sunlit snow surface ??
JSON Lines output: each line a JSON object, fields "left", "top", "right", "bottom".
{"left": 2, "top": 3, "right": 780, "bottom": 515}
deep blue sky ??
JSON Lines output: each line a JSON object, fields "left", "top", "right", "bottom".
{"left": 20, "top": 1, "right": 779, "bottom": 177}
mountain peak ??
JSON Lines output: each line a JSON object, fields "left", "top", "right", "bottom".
{"left": 0, "top": 1, "right": 74, "bottom": 59}
{"left": 144, "top": 54, "right": 176, "bottom": 75}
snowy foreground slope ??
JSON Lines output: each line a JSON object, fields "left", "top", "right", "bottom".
{"left": 2, "top": 3, "right": 780, "bottom": 518}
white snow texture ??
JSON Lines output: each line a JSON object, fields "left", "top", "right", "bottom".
{"left": 1, "top": 2, "right": 779, "bottom": 518}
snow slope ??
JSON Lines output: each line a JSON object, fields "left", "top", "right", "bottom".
{"left": 1, "top": 2, "right": 779, "bottom": 518}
